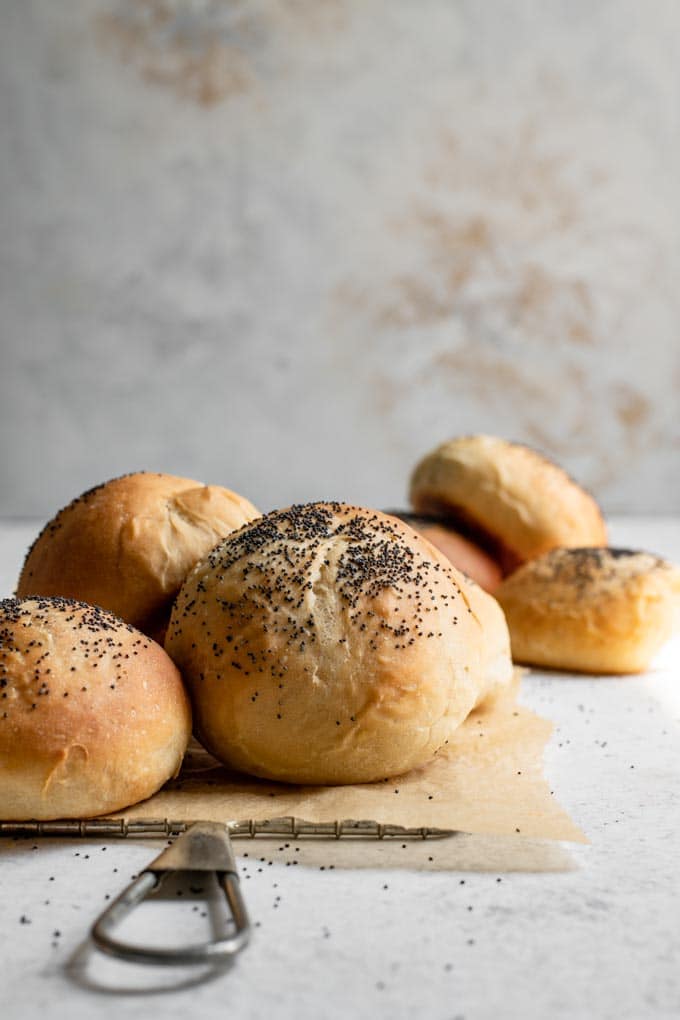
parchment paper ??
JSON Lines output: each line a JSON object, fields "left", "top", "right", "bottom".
{"left": 120, "top": 671, "right": 585, "bottom": 869}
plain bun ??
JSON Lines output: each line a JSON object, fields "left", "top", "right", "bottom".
{"left": 17, "top": 472, "right": 260, "bottom": 641}
{"left": 410, "top": 435, "right": 607, "bottom": 572}
{"left": 165, "top": 502, "right": 512, "bottom": 785}
{"left": 0, "top": 597, "right": 191, "bottom": 820}
{"left": 496, "top": 548, "right": 680, "bottom": 674}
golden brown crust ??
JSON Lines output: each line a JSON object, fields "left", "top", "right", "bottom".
{"left": 410, "top": 436, "right": 607, "bottom": 568}
{"left": 0, "top": 597, "right": 192, "bottom": 819}
{"left": 385, "top": 511, "right": 503, "bottom": 592}
{"left": 496, "top": 548, "right": 680, "bottom": 674}
{"left": 461, "top": 574, "right": 513, "bottom": 704}
{"left": 16, "top": 472, "right": 260, "bottom": 639}
{"left": 165, "top": 502, "right": 512, "bottom": 785}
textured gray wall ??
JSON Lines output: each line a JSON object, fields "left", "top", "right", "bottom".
{"left": 1, "top": 0, "right": 679, "bottom": 518}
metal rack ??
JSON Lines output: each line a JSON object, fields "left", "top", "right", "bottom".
{"left": 0, "top": 816, "right": 453, "bottom": 840}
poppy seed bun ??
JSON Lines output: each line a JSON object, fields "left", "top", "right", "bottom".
{"left": 165, "top": 502, "right": 512, "bottom": 785}
{"left": 496, "top": 548, "right": 680, "bottom": 674}
{"left": 0, "top": 597, "right": 192, "bottom": 820}
{"left": 17, "top": 473, "right": 260, "bottom": 641}
{"left": 410, "top": 436, "right": 607, "bottom": 572}
{"left": 384, "top": 511, "right": 503, "bottom": 592}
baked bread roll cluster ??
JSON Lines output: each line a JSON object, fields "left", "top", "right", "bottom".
{"left": 4, "top": 470, "right": 258, "bottom": 819}
{"left": 165, "top": 502, "right": 512, "bottom": 785}
{"left": 17, "top": 472, "right": 260, "bottom": 642}
{"left": 5, "top": 435, "right": 677, "bottom": 819}
{"left": 7, "top": 470, "right": 512, "bottom": 814}
{"left": 0, "top": 597, "right": 191, "bottom": 820}
{"left": 404, "top": 435, "right": 679, "bottom": 673}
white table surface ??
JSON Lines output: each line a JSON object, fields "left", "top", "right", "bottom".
{"left": 1, "top": 517, "right": 679, "bottom": 1020}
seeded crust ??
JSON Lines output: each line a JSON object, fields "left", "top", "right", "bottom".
{"left": 496, "top": 548, "right": 680, "bottom": 674}
{"left": 17, "top": 472, "right": 260, "bottom": 641}
{"left": 385, "top": 511, "right": 503, "bottom": 593}
{"left": 0, "top": 597, "right": 191, "bottom": 819}
{"left": 410, "top": 435, "right": 607, "bottom": 571}
{"left": 165, "top": 502, "right": 512, "bottom": 785}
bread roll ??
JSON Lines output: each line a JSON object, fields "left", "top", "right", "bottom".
{"left": 410, "top": 435, "right": 607, "bottom": 572}
{"left": 165, "top": 502, "right": 512, "bottom": 785}
{"left": 496, "top": 548, "right": 680, "bottom": 674}
{"left": 0, "top": 596, "right": 192, "bottom": 820}
{"left": 384, "top": 511, "right": 503, "bottom": 592}
{"left": 462, "top": 574, "right": 514, "bottom": 704}
{"left": 17, "top": 472, "right": 260, "bottom": 641}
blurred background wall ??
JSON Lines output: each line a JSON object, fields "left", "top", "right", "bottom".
{"left": 1, "top": 0, "right": 679, "bottom": 518}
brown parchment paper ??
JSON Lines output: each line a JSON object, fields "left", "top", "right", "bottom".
{"left": 119, "top": 671, "right": 585, "bottom": 869}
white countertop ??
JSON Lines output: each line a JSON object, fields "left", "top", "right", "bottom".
{"left": 2, "top": 518, "right": 679, "bottom": 1020}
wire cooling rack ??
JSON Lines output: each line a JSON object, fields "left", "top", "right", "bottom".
{"left": 0, "top": 816, "right": 453, "bottom": 840}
